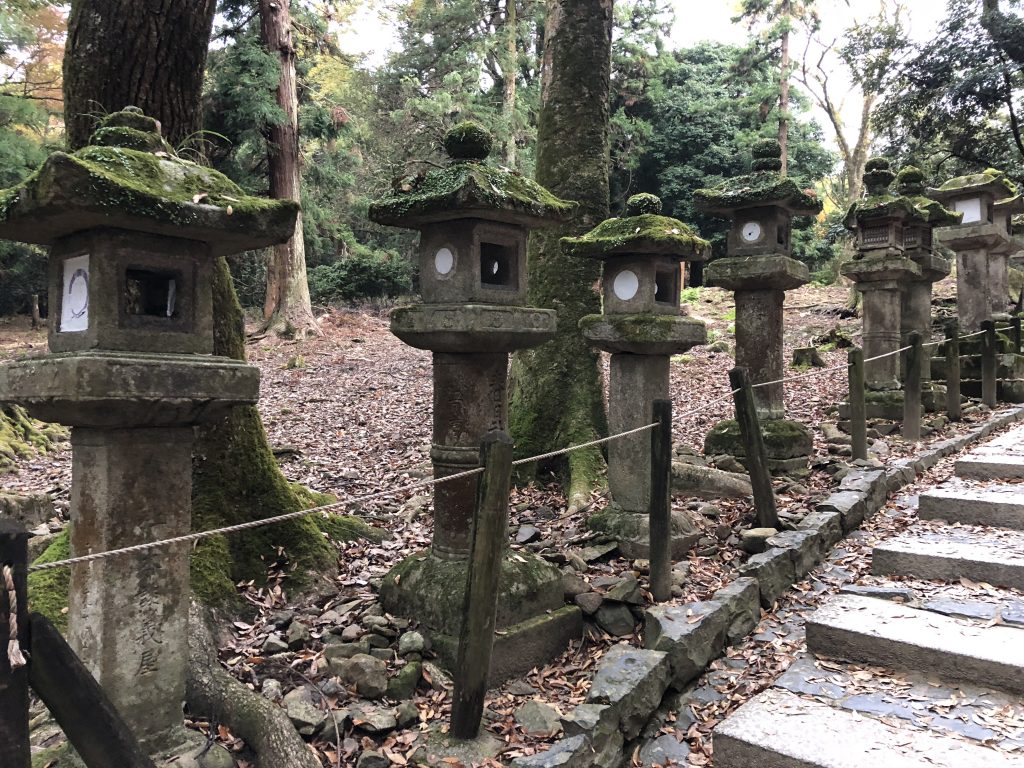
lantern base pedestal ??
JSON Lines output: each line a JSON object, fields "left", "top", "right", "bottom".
{"left": 379, "top": 550, "right": 582, "bottom": 684}
{"left": 703, "top": 418, "right": 813, "bottom": 476}
{"left": 389, "top": 303, "right": 556, "bottom": 353}
{"left": 585, "top": 502, "right": 700, "bottom": 559}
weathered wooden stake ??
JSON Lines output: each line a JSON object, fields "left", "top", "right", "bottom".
{"left": 946, "top": 321, "right": 961, "bottom": 421}
{"left": 30, "top": 295, "right": 41, "bottom": 330}
{"left": 982, "top": 319, "right": 998, "bottom": 408}
{"left": 649, "top": 399, "right": 672, "bottom": 603}
{"left": 450, "top": 430, "right": 514, "bottom": 740}
{"left": 902, "top": 332, "right": 923, "bottom": 442}
{"left": 848, "top": 348, "right": 867, "bottom": 461}
{"left": 729, "top": 367, "right": 779, "bottom": 529}
{"left": 1013, "top": 315, "right": 1022, "bottom": 354}
{"left": 0, "top": 520, "right": 29, "bottom": 768}
{"left": 27, "top": 613, "right": 156, "bottom": 768}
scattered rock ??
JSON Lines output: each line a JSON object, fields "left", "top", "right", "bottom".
{"left": 332, "top": 654, "right": 388, "bottom": 699}
{"left": 586, "top": 644, "right": 671, "bottom": 740}
{"left": 516, "top": 524, "right": 541, "bottom": 544}
{"left": 422, "top": 662, "right": 452, "bottom": 690}
{"left": 286, "top": 621, "right": 311, "bottom": 650}
{"left": 515, "top": 700, "right": 562, "bottom": 736}
{"left": 605, "top": 574, "right": 642, "bottom": 605}
{"left": 282, "top": 687, "right": 326, "bottom": 736}
{"left": 740, "top": 527, "right": 779, "bottom": 554}
{"left": 561, "top": 572, "right": 590, "bottom": 600}
{"left": 356, "top": 750, "right": 390, "bottom": 768}
{"left": 395, "top": 700, "right": 420, "bottom": 729}
{"left": 397, "top": 631, "right": 425, "bottom": 656}
{"left": 261, "top": 678, "right": 283, "bottom": 702}
{"left": 340, "top": 624, "right": 362, "bottom": 642}
{"left": 386, "top": 661, "right": 422, "bottom": 700}
{"left": 594, "top": 603, "right": 636, "bottom": 637}
{"left": 261, "top": 634, "right": 289, "bottom": 655}
{"left": 575, "top": 592, "right": 603, "bottom": 615}
{"left": 350, "top": 704, "right": 397, "bottom": 734}
{"left": 507, "top": 680, "right": 538, "bottom": 696}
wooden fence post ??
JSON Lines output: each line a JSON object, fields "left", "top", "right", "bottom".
{"left": 903, "top": 332, "right": 923, "bottom": 442}
{"left": 729, "top": 367, "right": 779, "bottom": 530}
{"left": 649, "top": 400, "right": 672, "bottom": 603}
{"left": 982, "top": 319, "right": 998, "bottom": 408}
{"left": 0, "top": 520, "right": 29, "bottom": 768}
{"left": 1013, "top": 315, "right": 1022, "bottom": 354}
{"left": 946, "top": 321, "right": 961, "bottom": 421}
{"left": 848, "top": 348, "right": 867, "bottom": 461}
{"left": 450, "top": 430, "right": 514, "bottom": 740}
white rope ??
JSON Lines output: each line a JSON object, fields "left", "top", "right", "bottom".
{"left": 863, "top": 344, "right": 914, "bottom": 364}
{"left": 750, "top": 361, "right": 851, "bottom": 390}
{"left": 4, "top": 564, "right": 26, "bottom": 669}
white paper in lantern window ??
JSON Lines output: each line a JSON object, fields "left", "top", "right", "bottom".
{"left": 61, "top": 254, "right": 90, "bottom": 333}
{"left": 954, "top": 197, "right": 982, "bottom": 224}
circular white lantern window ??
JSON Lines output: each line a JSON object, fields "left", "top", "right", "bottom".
{"left": 434, "top": 247, "right": 455, "bottom": 275}
{"left": 741, "top": 221, "right": 762, "bottom": 243}
{"left": 612, "top": 270, "right": 640, "bottom": 301}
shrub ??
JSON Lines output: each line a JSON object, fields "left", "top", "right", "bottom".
{"left": 0, "top": 242, "right": 47, "bottom": 316}
{"left": 308, "top": 248, "right": 414, "bottom": 305}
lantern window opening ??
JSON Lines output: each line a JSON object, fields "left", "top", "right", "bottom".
{"left": 777, "top": 223, "right": 790, "bottom": 248}
{"left": 988, "top": 203, "right": 994, "bottom": 224}
{"left": 124, "top": 267, "right": 181, "bottom": 319}
{"left": 479, "top": 241, "right": 518, "bottom": 291}
{"left": 862, "top": 225, "right": 889, "bottom": 246}
{"left": 654, "top": 266, "right": 679, "bottom": 307}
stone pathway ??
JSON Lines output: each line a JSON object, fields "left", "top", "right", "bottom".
{"left": 713, "top": 424, "right": 1024, "bottom": 767}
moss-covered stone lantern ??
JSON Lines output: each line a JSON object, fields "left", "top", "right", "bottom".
{"left": 841, "top": 158, "right": 924, "bottom": 416}
{"left": 566, "top": 193, "right": 708, "bottom": 557}
{"left": 0, "top": 108, "right": 297, "bottom": 753}
{"left": 892, "top": 167, "right": 959, "bottom": 404}
{"left": 929, "top": 168, "right": 1024, "bottom": 330}
{"left": 369, "top": 121, "right": 582, "bottom": 681}
{"left": 695, "top": 139, "right": 822, "bottom": 473}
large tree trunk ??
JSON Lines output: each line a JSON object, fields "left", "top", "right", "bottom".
{"left": 501, "top": 0, "right": 518, "bottom": 166}
{"left": 258, "top": 0, "right": 320, "bottom": 339}
{"left": 63, "top": 0, "right": 217, "bottom": 151}
{"left": 508, "top": 0, "right": 613, "bottom": 512}
{"left": 778, "top": 4, "right": 790, "bottom": 176}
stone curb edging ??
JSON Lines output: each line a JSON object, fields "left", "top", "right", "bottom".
{"left": 511, "top": 405, "right": 1024, "bottom": 768}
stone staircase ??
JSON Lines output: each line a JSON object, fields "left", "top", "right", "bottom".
{"left": 713, "top": 425, "right": 1024, "bottom": 767}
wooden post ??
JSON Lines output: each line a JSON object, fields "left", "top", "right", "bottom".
{"left": 982, "top": 319, "right": 998, "bottom": 408}
{"left": 946, "top": 321, "right": 961, "bottom": 421}
{"left": 903, "top": 332, "right": 922, "bottom": 442}
{"left": 649, "top": 400, "right": 672, "bottom": 603}
{"left": 1013, "top": 315, "right": 1022, "bottom": 354}
{"left": 450, "top": 430, "right": 514, "bottom": 740}
{"left": 848, "top": 348, "right": 867, "bottom": 461}
{"left": 30, "top": 295, "right": 41, "bottom": 331}
{"left": 729, "top": 367, "right": 779, "bottom": 529}
{"left": 27, "top": 613, "right": 157, "bottom": 768}
{"left": 0, "top": 520, "right": 29, "bottom": 768}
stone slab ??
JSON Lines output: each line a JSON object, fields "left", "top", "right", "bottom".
{"left": 919, "top": 484, "right": 1024, "bottom": 529}
{"left": 714, "top": 688, "right": 1024, "bottom": 768}
{"left": 872, "top": 529, "right": 1024, "bottom": 590}
{"left": 805, "top": 594, "right": 1024, "bottom": 694}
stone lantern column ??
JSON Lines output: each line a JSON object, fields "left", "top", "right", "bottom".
{"left": 370, "top": 123, "right": 582, "bottom": 681}
{"left": 0, "top": 109, "right": 296, "bottom": 753}
{"left": 694, "top": 139, "right": 821, "bottom": 472}
{"left": 930, "top": 169, "right": 1024, "bottom": 331}
{"left": 566, "top": 193, "right": 708, "bottom": 557}
{"left": 891, "top": 167, "right": 957, "bottom": 405}
{"left": 841, "top": 159, "right": 923, "bottom": 417}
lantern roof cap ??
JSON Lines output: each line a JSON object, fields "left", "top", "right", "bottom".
{"left": 561, "top": 194, "right": 709, "bottom": 260}
{"left": 895, "top": 166, "right": 962, "bottom": 227}
{"left": 369, "top": 121, "right": 576, "bottom": 228}
{"left": 693, "top": 170, "right": 821, "bottom": 217}
{"left": 843, "top": 159, "right": 930, "bottom": 230}
{"left": 0, "top": 108, "right": 297, "bottom": 255}
{"left": 928, "top": 167, "right": 1019, "bottom": 203}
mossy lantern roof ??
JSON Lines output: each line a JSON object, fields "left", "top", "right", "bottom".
{"left": 929, "top": 167, "right": 1019, "bottom": 203}
{"left": 561, "top": 193, "right": 709, "bottom": 261}
{"left": 0, "top": 108, "right": 298, "bottom": 256}
{"left": 369, "top": 122, "right": 576, "bottom": 229}
{"left": 693, "top": 140, "right": 822, "bottom": 217}
{"left": 843, "top": 158, "right": 929, "bottom": 231}
{"left": 893, "top": 166, "right": 962, "bottom": 228}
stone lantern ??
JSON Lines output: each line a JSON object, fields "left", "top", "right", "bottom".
{"left": 892, "top": 166, "right": 959, "bottom": 405}
{"left": 841, "top": 158, "right": 924, "bottom": 417}
{"left": 0, "top": 108, "right": 297, "bottom": 752}
{"left": 369, "top": 122, "right": 582, "bottom": 680}
{"left": 929, "top": 168, "right": 1024, "bottom": 330}
{"left": 565, "top": 193, "right": 708, "bottom": 557}
{"left": 694, "top": 138, "right": 822, "bottom": 473}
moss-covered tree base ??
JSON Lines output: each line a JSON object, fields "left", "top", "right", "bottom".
{"left": 0, "top": 404, "right": 65, "bottom": 472}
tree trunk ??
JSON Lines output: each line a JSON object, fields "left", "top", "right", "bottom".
{"left": 501, "top": 0, "right": 518, "bottom": 166}
{"left": 508, "top": 0, "right": 613, "bottom": 512}
{"left": 778, "top": 4, "right": 790, "bottom": 176}
{"left": 259, "top": 0, "right": 320, "bottom": 339}
{"left": 63, "top": 0, "right": 217, "bottom": 151}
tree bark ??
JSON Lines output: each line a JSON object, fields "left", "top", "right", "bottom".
{"left": 501, "top": 0, "right": 518, "bottom": 166}
{"left": 508, "top": 0, "right": 612, "bottom": 511}
{"left": 63, "top": 0, "right": 217, "bottom": 151}
{"left": 778, "top": 1, "right": 791, "bottom": 176}
{"left": 259, "top": 0, "right": 320, "bottom": 339}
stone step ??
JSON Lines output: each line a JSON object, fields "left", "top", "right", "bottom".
{"left": 919, "top": 484, "right": 1024, "bottom": 529}
{"left": 932, "top": 353, "right": 1024, "bottom": 381}
{"left": 956, "top": 379, "right": 1024, "bottom": 404}
{"left": 873, "top": 528, "right": 1024, "bottom": 590}
{"left": 714, "top": 688, "right": 1024, "bottom": 768}
{"left": 956, "top": 434, "right": 1024, "bottom": 478}
{"left": 805, "top": 594, "right": 1024, "bottom": 694}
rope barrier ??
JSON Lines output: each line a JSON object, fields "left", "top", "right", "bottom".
{"left": 4, "top": 564, "right": 26, "bottom": 669}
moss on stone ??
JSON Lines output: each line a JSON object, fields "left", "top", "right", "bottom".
{"left": 693, "top": 172, "right": 820, "bottom": 217}
{"left": 561, "top": 213, "right": 708, "bottom": 259}
{"left": 99, "top": 107, "right": 160, "bottom": 134}
{"left": 0, "top": 405, "right": 65, "bottom": 472}
{"left": 369, "top": 157, "right": 575, "bottom": 227}
{"left": 752, "top": 138, "right": 783, "bottom": 159}
{"left": 27, "top": 528, "right": 71, "bottom": 632}
{"left": 703, "top": 418, "right": 813, "bottom": 460}
{"left": 625, "top": 192, "right": 662, "bottom": 215}
{"left": 90, "top": 126, "right": 173, "bottom": 154}
{"left": 937, "top": 167, "right": 1018, "bottom": 197}
{"left": 579, "top": 313, "right": 682, "bottom": 342}
{"left": 443, "top": 121, "right": 493, "bottom": 161}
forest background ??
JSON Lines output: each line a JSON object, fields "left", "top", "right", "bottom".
{"left": 1, "top": 0, "right": 1023, "bottom": 318}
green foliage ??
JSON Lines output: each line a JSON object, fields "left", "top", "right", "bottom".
{"left": 679, "top": 286, "right": 702, "bottom": 304}
{"left": 0, "top": 241, "right": 46, "bottom": 315}
{"left": 307, "top": 249, "right": 414, "bottom": 305}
